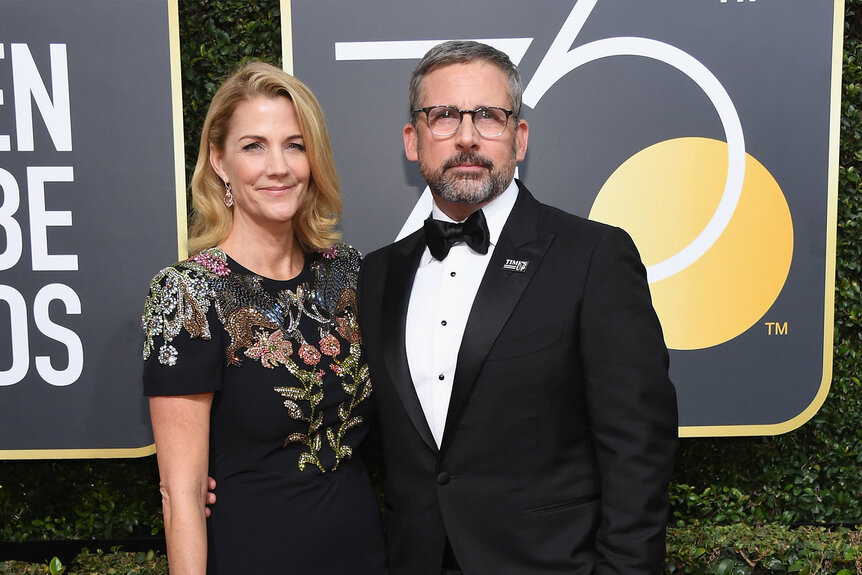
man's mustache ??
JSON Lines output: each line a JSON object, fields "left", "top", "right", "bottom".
{"left": 442, "top": 152, "right": 493, "bottom": 171}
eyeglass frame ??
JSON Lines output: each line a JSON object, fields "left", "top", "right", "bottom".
{"left": 411, "top": 105, "right": 516, "bottom": 138}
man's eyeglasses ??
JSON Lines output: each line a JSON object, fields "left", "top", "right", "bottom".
{"left": 412, "top": 106, "right": 515, "bottom": 138}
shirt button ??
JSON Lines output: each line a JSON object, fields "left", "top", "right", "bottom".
{"left": 441, "top": 320, "right": 447, "bottom": 326}
{"left": 437, "top": 471, "right": 450, "bottom": 485}
{"left": 438, "top": 374, "right": 445, "bottom": 381}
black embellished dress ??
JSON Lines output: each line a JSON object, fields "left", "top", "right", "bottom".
{"left": 142, "top": 245, "right": 387, "bottom": 574}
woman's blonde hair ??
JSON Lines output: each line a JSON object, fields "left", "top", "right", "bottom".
{"left": 187, "top": 61, "right": 341, "bottom": 255}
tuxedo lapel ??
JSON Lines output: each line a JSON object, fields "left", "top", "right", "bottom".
{"left": 440, "top": 186, "right": 554, "bottom": 452}
{"left": 380, "top": 230, "right": 439, "bottom": 453}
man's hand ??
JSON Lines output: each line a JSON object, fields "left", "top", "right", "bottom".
{"left": 204, "top": 476, "right": 216, "bottom": 518}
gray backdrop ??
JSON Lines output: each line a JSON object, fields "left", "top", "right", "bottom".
{"left": 0, "top": 0, "right": 181, "bottom": 455}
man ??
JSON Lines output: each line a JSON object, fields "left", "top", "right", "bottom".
{"left": 358, "top": 40, "right": 678, "bottom": 575}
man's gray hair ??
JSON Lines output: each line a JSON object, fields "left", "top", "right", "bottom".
{"left": 409, "top": 40, "right": 523, "bottom": 121}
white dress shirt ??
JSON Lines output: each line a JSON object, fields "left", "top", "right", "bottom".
{"left": 405, "top": 180, "right": 519, "bottom": 447}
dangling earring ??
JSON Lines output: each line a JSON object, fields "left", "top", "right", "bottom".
{"left": 223, "top": 182, "right": 234, "bottom": 207}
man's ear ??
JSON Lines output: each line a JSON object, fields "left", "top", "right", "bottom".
{"left": 515, "top": 118, "right": 529, "bottom": 162}
{"left": 403, "top": 122, "right": 419, "bottom": 162}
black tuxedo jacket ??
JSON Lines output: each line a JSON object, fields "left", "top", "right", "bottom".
{"left": 359, "top": 182, "right": 678, "bottom": 575}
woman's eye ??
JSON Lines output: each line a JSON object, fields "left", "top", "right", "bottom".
{"left": 243, "top": 142, "right": 264, "bottom": 151}
{"left": 287, "top": 142, "right": 306, "bottom": 152}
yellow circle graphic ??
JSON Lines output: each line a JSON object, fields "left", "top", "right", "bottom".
{"left": 590, "top": 137, "right": 793, "bottom": 350}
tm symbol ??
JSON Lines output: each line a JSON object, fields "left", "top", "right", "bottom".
{"left": 765, "top": 322, "right": 788, "bottom": 336}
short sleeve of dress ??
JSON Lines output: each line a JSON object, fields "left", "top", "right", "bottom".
{"left": 141, "top": 263, "right": 224, "bottom": 396}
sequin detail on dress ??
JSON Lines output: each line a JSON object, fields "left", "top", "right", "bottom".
{"left": 142, "top": 245, "right": 370, "bottom": 472}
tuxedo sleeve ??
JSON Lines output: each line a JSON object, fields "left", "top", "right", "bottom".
{"left": 578, "top": 225, "right": 678, "bottom": 574}
{"left": 356, "top": 254, "right": 385, "bottom": 474}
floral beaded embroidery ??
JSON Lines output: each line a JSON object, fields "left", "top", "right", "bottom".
{"left": 141, "top": 245, "right": 370, "bottom": 473}
{"left": 274, "top": 314, "right": 370, "bottom": 473}
{"left": 141, "top": 248, "right": 223, "bottom": 366}
{"left": 245, "top": 329, "right": 293, "bottom": 368}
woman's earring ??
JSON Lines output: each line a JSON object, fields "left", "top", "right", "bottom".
{"left": 223, "top": 182, "right": 234, "bottom": 207}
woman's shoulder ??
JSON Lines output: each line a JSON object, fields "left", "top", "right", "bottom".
{"left": 147, "top": 247, "right": 231, "bottom": 289}
{"left": 142, "top": 248, "right": 229, "bottom": 365}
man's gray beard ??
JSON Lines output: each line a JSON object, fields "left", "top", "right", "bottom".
{"left": 419, "top": 152, "right": 516, "bottom": 206}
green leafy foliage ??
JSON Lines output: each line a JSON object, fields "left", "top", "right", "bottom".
{"left": 665, "top": 525, "right": 862, "bottom": 574}
{"left": 65, "top": 548, "right": 168, "bottom": 574}
{"left": 0, "top": 548, "right": 168, "bottom": 575}
{"left": 2, "top": 528, "right": 857, "bottom": 574}
{"left": 0, "top": 460, "right": 162, "bottom": 542}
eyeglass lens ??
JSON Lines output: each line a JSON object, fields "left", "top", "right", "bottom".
{"left": 426, "top": 107, "right": 509, "bottom": 137}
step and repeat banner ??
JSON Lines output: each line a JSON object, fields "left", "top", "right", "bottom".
{"left": 0, "top": 0, "right": 185, "bottom": 457}
{"left": 286, "top": 0, "right": 842, "bottom": 436}
{"left": 0, "top": 0, "right": 842, "bottom": 457}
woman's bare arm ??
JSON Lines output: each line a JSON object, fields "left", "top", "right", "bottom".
{"left": 150, "top": 393, "right": 214, "bottom": 575}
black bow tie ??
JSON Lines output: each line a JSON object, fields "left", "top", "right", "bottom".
{"left": 423, "top": 210, "right": 490, "bottom": 261}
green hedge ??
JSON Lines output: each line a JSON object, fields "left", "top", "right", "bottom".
{"left": 0, "top": 460, "right": 161, "bottom": 542}
{"left": 1, "top": 548, "right": 167, "bottom": 575}
{"left": 2, "top": 526, "right": 858, "bottom": 575}
{"left": 1, "top": 0, "right": 861, "bottom": 570}
{"left": 666, "top": 525, "right": 862, "bottom": 574}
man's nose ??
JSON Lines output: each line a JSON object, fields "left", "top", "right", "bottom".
{"left": 455, "top": 112, "right": 479, "bottom": 148}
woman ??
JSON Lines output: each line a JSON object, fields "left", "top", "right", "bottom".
{"left": 141, "top": 61, "right": 387, "bottom": 574}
